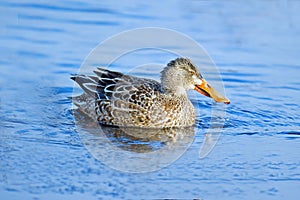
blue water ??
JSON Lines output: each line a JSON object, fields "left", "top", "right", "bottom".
{"left": 1, "top": 0, "right": 300, "bottom": 199}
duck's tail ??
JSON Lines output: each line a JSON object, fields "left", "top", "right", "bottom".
{"left": 71, "top": 67, "right": 126, "bottom": 100}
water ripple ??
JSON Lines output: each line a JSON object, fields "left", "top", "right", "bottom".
{"left": 7, "top": 2, "right": 117, "bottom": 14}
{"left": 7, "top": 24, "right": 64, "bottom": 33}
{"left": 16, "top": 50, "right": 48, "bottom": 59}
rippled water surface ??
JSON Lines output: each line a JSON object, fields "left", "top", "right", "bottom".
{"left": 1, "top": 0, "right": 300, "bottom": 199}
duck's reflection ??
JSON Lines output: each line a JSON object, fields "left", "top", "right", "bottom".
{"left": 98, "top": 125, "right": 195, "bottom": 153}
{"left": 73, "top": 110, "right": 195, "bottom": 172}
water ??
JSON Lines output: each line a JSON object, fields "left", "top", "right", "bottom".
{"left": 1, "top": 0, "right": 300, "bottom": 199}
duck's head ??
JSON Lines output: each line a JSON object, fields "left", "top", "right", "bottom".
{"left": 161, "top": 57, "right": 230, "bottom": 104}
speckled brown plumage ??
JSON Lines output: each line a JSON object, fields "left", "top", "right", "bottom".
{"left": 71, "top": 58, "right": 230, "bottom": 128}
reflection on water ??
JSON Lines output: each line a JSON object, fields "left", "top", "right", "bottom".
{"left": 100, "top": 126, "right": 194, "bottom": 152}
{"left": 73, "top": 109, "right": 195, "bottom": 173}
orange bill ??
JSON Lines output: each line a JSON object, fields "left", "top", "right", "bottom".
{"left": 194, "top": 79, "right": 230, "bottom": 104}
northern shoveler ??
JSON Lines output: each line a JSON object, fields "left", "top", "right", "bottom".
{"left": 71, "top": 57, "right": 230, "bottom": 128}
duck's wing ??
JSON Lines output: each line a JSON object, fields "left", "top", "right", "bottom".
{"left": 71, "top": 67, "right": 162, "bottom": 101}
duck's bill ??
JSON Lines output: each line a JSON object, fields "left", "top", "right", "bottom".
{"left": 195, "top": 79, "right": 230, "bottom": 104}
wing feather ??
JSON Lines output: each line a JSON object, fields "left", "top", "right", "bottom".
{"left": 71, "top": 67, "right": 163, "bottom": 126}
{"left": 72, "top": 67, "right": 162, "bottom": 101}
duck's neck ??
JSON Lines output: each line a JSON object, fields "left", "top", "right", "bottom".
{"left": 161, "top": 67, "right": 187, "bottom": 97}
{"left": 163, "top": 86, "right": 188, "bottom": 97}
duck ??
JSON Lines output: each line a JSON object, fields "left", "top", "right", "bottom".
{"left": 71, "top": 57, "right": 230, "bottom": 128}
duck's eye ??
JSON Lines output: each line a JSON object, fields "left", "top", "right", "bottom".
{"left": 188, "top": 71, "right": 194, "bottom": 75}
